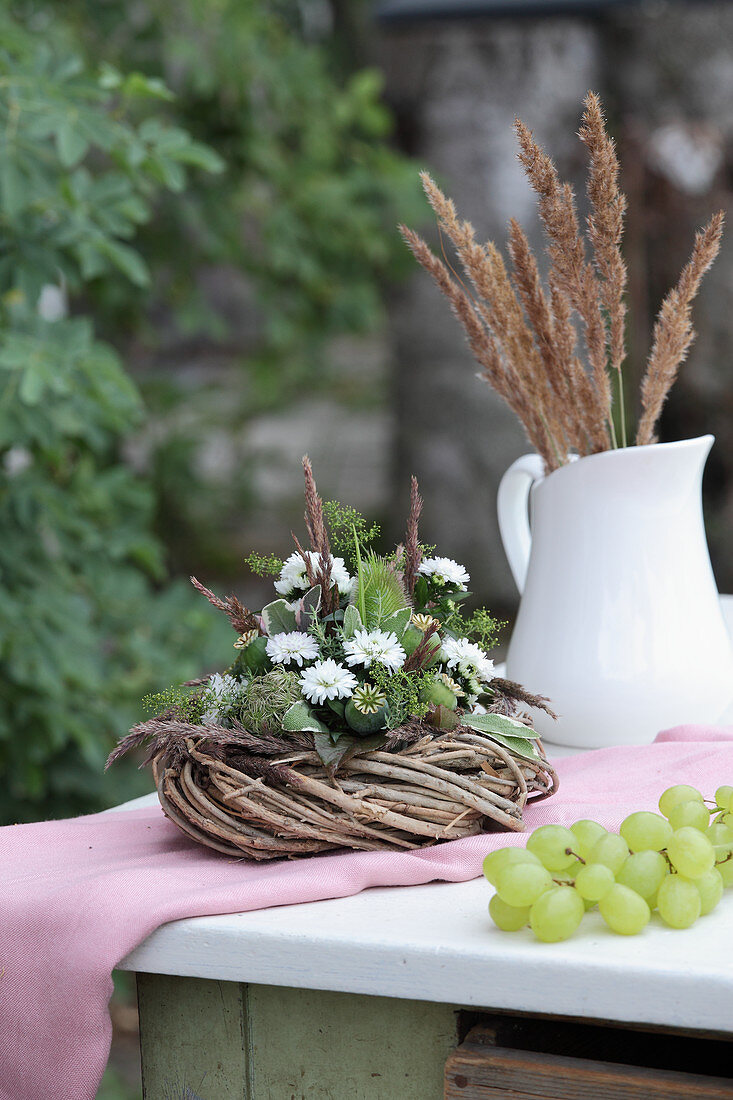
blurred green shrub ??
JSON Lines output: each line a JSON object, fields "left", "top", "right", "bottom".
{"left": 0, "top": 14, "right": 230, "bottom": 823}
{"left": 58, "top": 0, "right": 422, "bottom": 569}
{"left": 65, "top": 0, "right": 420, "bottom": 359}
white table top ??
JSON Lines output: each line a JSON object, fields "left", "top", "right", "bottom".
{"left": 116, "top": 595, "right": 733, "bottom": 1033}
{"left": 119, "top": 860, "right": 733, "bottom": 1033}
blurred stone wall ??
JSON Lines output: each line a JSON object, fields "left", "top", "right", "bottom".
{"left": 377, "top": 1, "right": 733, "bottom": 604}
{"left": 134, "top": 2, "right": 733, "bottom": 613}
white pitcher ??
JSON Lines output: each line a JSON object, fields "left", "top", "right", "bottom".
{"left": 497, "top": 436, "right": 733, "bottom": 748}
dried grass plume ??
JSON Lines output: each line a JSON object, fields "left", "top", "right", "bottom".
{"left": 401, "top": 91, "right": 724, "bottom": 466}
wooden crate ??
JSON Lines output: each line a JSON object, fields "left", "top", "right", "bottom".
{"left": 445, "top": 1024, "right": 733, "bottom": 1099}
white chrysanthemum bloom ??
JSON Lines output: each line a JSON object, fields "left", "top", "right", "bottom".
{"left": 441, "top": 637, "right": 495, "bottom": 683}
{"left": 470, "top": 702, "right": 488, "bottom": 715}
{"left": 343, "top": 628, "right": 406, "bottom": 673}
{"left": 200, "top": 673, "right": 246, "bottom": 725}
{"left": 418, "top": 556, "right": 470, "bottom": 590}
{"left": 274, "top": 551, "right": 352, "bottom": 596}
{"left": 299, "top": 660, "right": 357, "bottom": 706}
{"left": 266, "top": 631, "right": 319, "bottom": 667}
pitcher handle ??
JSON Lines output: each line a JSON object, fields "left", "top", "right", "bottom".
{"left": 497, "top": 454, "right": 545, "bottom": 594}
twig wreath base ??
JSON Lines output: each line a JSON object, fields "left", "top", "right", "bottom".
{"left": 149, "top": 724, "right": 558, "bottom": 860}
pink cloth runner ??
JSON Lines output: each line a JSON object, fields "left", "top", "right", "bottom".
{"left": 2, "top": 724, "right": 732, "bottom": 1100}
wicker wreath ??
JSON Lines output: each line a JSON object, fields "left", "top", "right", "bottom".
{"left": 138, "top": 719, "right": 558, "bottom": 860}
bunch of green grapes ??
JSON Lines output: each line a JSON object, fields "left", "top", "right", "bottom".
{"left": 484, "top": 784, "right": 733, "bottom": 942}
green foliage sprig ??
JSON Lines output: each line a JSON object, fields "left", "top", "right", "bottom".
{"left": 461, "top": 608, "right": 504, "bottom": 652}
{"left": 307, "top": 616, "right": 346, "bottom": 664}
{"left": 371, "top": 664, "right": 431, "bottom": 730}
{"left": 142, "top": 684, "right": 203, "bottom": 723}
{"left": 244, "top": 552, "right": 284, "bottom": 578}
{"left": 323, "top": 500, "right": 380, "bottom": 569}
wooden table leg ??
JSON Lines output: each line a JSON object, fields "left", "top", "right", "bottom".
{"left": 137, "top": 973, "right": 458, "bottom": 1099}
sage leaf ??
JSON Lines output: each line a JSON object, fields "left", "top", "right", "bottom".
{"left": 462, "top": 712, "right": 540, "bottom": 739}
{"left": 261, "top": 599, "right": 297, "bottom": 636}
{"left": 342, "top": 604, "right": 363, "bottom": 639}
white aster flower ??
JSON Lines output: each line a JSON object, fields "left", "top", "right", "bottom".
{"left": 418, "top": 556, "right": 470, "bottom": 590}
{"left": 274, "top": 551, "right": 310, "bottom": 595}
{"left": 343, "top": 628, "right": 406, "bottom": 673}
{"left": 200, "top": 673, "right": 246, "bottom": 725}
{"left": 299, "top": 659, "right": 357, "bottom": 706}
{"left": 266, "top": 631, "right": 319, "bottom": 667}
{"left": 328, "top": 555, "right": 352, "bottom": 593}
{"left": 441, "top": 637, "right": 495, "bottom": 683}
{"left": 274, "top": 550, "right": 352, "bottom": 597}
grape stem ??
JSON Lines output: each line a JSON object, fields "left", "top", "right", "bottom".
{"left": 565, "top": 848, "right": 586, "bottom": 864}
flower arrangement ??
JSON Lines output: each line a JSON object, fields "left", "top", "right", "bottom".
{"left": 401, "top": 92, "right": 723, "bottom": 471}
{"left": 109, "top": 459, "right": 558, "bottom": 859}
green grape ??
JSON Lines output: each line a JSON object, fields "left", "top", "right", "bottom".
{"left": 616, "top": 850, "right": 668, "bottom": 900}
{"left": 620, "top": 811, "right": 673, "bottom": 853}
{"left": 489, "top": 894, "right": 531, "bottom": 931}
{"left": 657, "top": 875, "right": 702, "bottom": 928}
{"left": 668, "top": 800, "right": 711, "bottom": 832}
{"left": 589, "top": 832, "right": 630, "bottom": 875}
{"left": 708, "top": 821, "right": 733, "bottom": 849}
{"left": 714, "top": 785, "right": 733, "bottom": 812}
{"left": 574, "top": 862, "right": 615, "bottom": 902}
{"left": 659, "top": 784, "right": 705, "bottom": 819}
{"left": 484, "top": 786, "right": 732, "bottom": 942}
{"left": 666, "top": 827, "right": 715, "bottom": 879}
{"left": 599, "top": 884, "right": 651, "bottom": 935}
{"left": 527, "top": 825, "right": 579, "bottom": 871}
{"left": 646, "top": 888, "right": 661, "bottom": 911}
{"left": 708, "top": 822, "right": 733, "bottom": 873}
{"left": 529, "top": 886, "right": 585, "bottom": 942}
{"left": 694, "top": 868, "right": 724, "bottom": 915}
{"left": 496, "top": 862, "right": 553, "bottom": 907}
{"left": 716, "top": 856, "right": 733, "bottom": 887}
{"left": 483, "top": 846, "right": 540, "bottom": 887}
{"left": 569, "top": 820, "right": 607, "bottom": 860}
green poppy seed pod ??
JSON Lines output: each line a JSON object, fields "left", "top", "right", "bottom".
{"left": 344, "top": 698, "right": 389, "bottom": 734}
{"left": 419, "top": 678, "right": 458, "bottom": 710}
